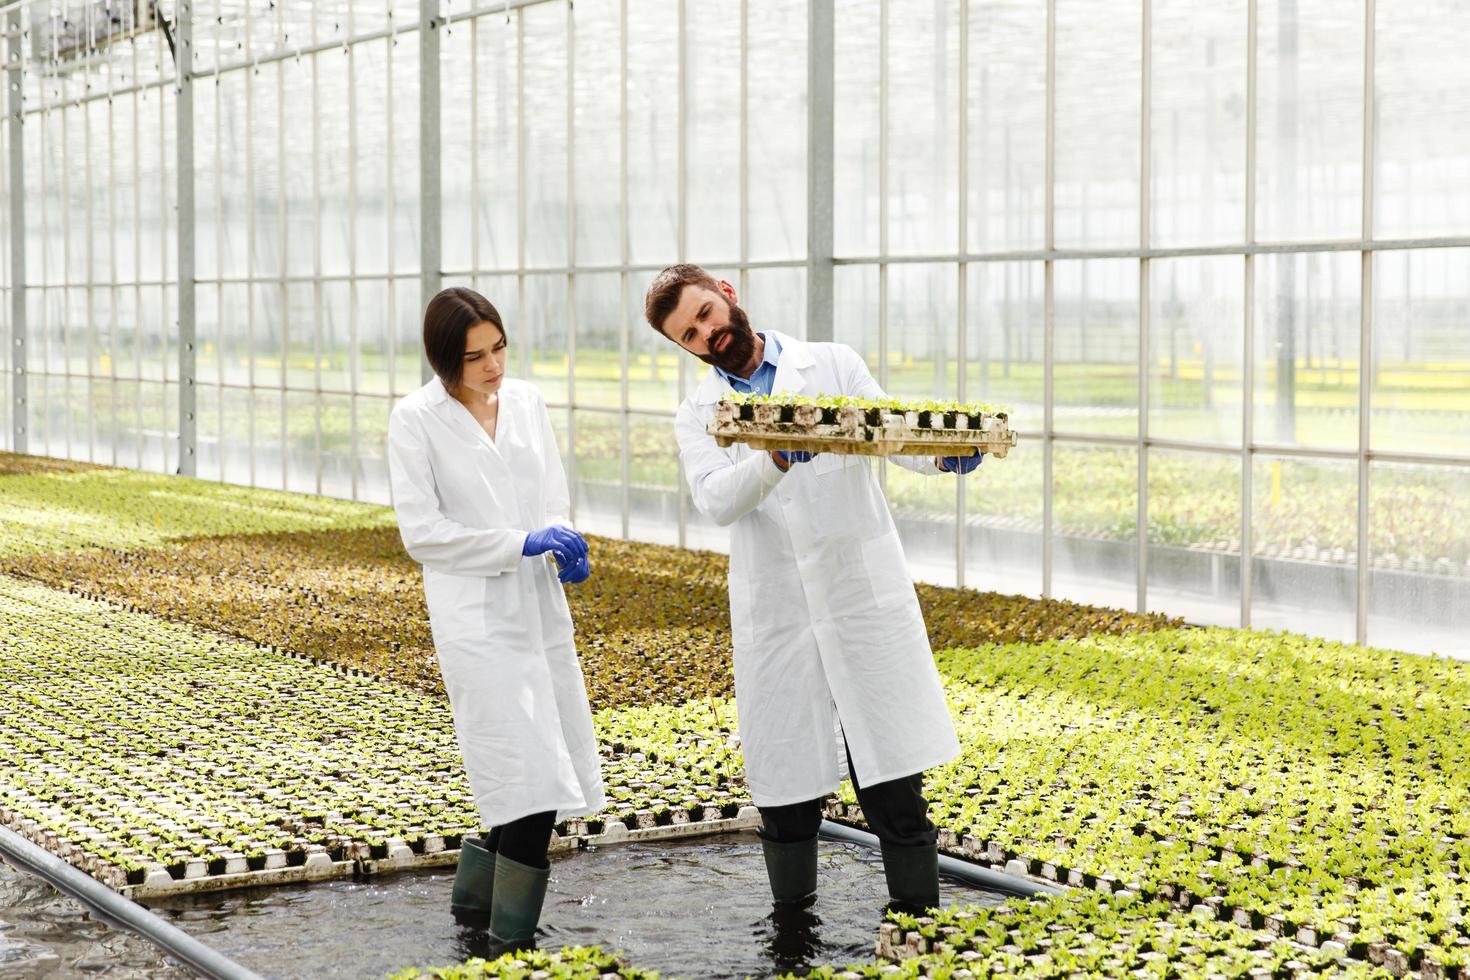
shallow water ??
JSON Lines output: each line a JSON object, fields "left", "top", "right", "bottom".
{"left": 0, "top": 857, "right": 190, "bottom": 979}
{"left": 144, "top": 832, "right": 1005, "bottom": 980}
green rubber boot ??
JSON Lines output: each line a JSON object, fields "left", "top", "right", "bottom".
{"left": 880, "top": 840, "right": 940, "bottom": 913}
{"left": 760, "top": 835, "right": 819, "bottom": 908}
{"left": 488, "top": 854, "right": 550, "bottom": 947}
{"left": 450, "top": 836, "right": 495, "bottom": 922}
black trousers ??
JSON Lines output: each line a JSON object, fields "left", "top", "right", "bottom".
{"left": 757, "top": 744, "right": 936, "bottom": 848}
{"left": 485, "top": 810, "right": 556, "bottom": 869}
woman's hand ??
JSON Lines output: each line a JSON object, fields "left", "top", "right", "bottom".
{"left": 522, "top": 525, "right": 589, "bottom": 566}
{"left": 557, "top": 555, "right": 591, "bottom": 585}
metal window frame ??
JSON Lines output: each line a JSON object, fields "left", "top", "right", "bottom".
{"left": 3, "top": 0, "right": 1465, "bottom": 652}
{"left": 6, "top": 5, "right": 25, "bottom": 453}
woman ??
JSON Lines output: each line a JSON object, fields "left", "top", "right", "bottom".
{"left": 387, "top": 287, "right": 605, "bottom": 946}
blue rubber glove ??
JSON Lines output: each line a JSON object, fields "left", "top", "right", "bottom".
{"left": 939, "top": 451, "right": 983, "bottom": 474}
{"left": 558, "top": 555, "right": 591, "bottom": 585}
{"left": 774, "top": 450, "right": 816, "bottom": 471}
{"left": 522, "top": 525, "right": 588, "bottom": 566}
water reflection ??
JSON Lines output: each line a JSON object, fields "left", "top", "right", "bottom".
{"left": 146, "top": 832, "right": 1003, "bottom": 980}
{"left": 759, "top": 903, "right": 826, "bottom": 975}
{"left": 0, "top": 857, "right": 189, "bottom": 978}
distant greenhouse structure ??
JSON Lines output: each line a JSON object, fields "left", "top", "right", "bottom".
{"left": 1, "top": 0, "right": 1467, "bottom": 657}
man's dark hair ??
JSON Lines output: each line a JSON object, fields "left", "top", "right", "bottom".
{"left": 644, "top": 263, "right": 724, "bottom": 336}
{"left": 422, "top": 286, "right": 505, "bottom": 392}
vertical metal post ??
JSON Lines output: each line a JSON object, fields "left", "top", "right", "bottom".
{"left": 347, "top": 7, "right": 359, "bottom": 500}
{"left": 276, "top": 7, "right": 288, "bottom": 488}
{"left": 515, "top": 10, "right": 527, "bottom": 389}
{"left": 1241, "top": 0, "right": 1258, "bottom": 628}
{"left": 1356, "top": 0, "right": 1375, "bottom": 645}
{"left": 877, "top": 0, "right": 889, "bottom": 391}
{"left": 421, "top": 0, "right": 442, "bottom": 382}
{"left": 565, "top": 0, "right": 578, "bottom": 521}
{"left": 1137, "top": 0, "right": 1151, "bottom": 614}
{"left": 244, "top": 3, "right": 256, "bottom": 485}
{"left": 955, "top": 0, "right": 969, "bottom": 588}
{"left": 212, "top": 10, "right": 224, "bottom": 481}
{"left": 106, "top": 47, "right": 118, "bottom": 468}
{"left": 177, "top": 0, "right": 197, "bottom": 475}
{"left": 385, "top": 11, "right": 397, "bottom": 438}
{"left": 311, "top": 3, "right": 324, "bottom": 494}
{"left": 1041, "top": 0, "right": 1056, "bottom": 598}
{"left": 806, "top": 0, "right": 835, "bottom": 344}
{"left": 877, "top": 0, "right": 889, "bottom": 499}
{"left": 619, "top": 0, "right": 631, "bottom": 540}
{"left": 1273, "top": 0, "right": 1298, "bottom": 442}
{"left": 6, "top": 6, "right": 25, "bottom": 454}
{"left": 675, "top": 0, "right": 688, "bottom": 549}
{"left": 83, "top": 6, "right": 95, "bottom": 462}
{"left": 738, "top": 0, "right": 748, "bottom": 301}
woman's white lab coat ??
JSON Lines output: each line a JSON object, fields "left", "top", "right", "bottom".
{"left": 388, "top": 376, "right": 605, "bottom": 828}
{"left": 675, "top": 331, "right": 962, "bottom": 807}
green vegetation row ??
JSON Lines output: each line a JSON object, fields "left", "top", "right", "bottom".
{"left": 388, "top": 948, "right": 656, "bottom": 980}
{"left": 865, "top": 891, "right": 1397, "bottom": 979}
{"left": 1, "top": 525, "right": 1177, "bottom": 711}
{"left": 0, "top": 449, "right": 1175, "bottom": 710}
{"left": 0, "top": 458, "right": 394, "bottom": 557}
{"left": 390, "top": 892, "right": 1402, "bottom": 979}
{"left": 822, "top": 628, "right": 1470, "bottom": 973}
{"left": 0, "top": 576, "right": 749, "bottom": 887}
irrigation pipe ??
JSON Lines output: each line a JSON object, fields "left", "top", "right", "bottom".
{"left": 0, "top": 826, "right": 266, "bottom": 980}
{"left": 819, "top": 820, "right": 1065, "bottom": 899}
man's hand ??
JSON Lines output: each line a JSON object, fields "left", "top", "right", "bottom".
{"left": 770, "top": 449, "right": 816, "bottom": 472}
{"left": 937, "top": 450, "right": 983, "bottom": 474}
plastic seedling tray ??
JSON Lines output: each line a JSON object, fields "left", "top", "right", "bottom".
{"left": 707, "top": 399, "right": 1018, "bottom": 459}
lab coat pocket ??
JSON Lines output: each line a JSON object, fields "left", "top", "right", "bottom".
{"left": 423, "top": 568, "right": 491, "bottom": 643}
{"left": 859, "top": 531, "right": 918, "bottom": 610}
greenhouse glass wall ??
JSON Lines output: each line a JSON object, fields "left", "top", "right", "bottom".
{"left": 2, "top": 0, "right": 1467, "bottom": 657}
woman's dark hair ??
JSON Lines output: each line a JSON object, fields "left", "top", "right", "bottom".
{"left": 422, "top": 287, "right": 505, "bottom": 392}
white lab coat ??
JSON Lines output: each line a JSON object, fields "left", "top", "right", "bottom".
{"left": 387, "top": 376, "right": 606, "bottom": 829}
{"left": 675, "top": 332, "right": 962, "bottom": 807}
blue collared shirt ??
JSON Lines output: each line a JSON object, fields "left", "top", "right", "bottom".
{"left": 714, "top": 332, "right": 782, "bottom": 397}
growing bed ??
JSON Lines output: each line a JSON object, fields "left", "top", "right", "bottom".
{"left": 1, "top": 451, "right": 1462, "bottom": 978}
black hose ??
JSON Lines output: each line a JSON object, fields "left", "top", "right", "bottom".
{"left": 819, "top": 820, "right": 1065, "bottom": 899}
{"left": 0, "top": 826, "right": 266, "bottom": 980}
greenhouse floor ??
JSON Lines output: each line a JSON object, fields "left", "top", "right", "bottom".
{"left": 1, "top": 450, "right": 1467, "bottom": 979}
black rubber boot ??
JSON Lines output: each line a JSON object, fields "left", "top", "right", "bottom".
{"left": 879, "top": 840, "right": 939, "bottom": 913}
{"left": 450, "top": 836, "right": 495, "bottom": 925}
{"left": 488, "top": 853, "right": 550, "bottom": 947}
{"left": 760, "top": 835, "right": 818, "bottom": 908}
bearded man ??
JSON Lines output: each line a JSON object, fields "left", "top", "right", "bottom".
{"left": 643, "top": 263, "right": 982, "bottom": 912}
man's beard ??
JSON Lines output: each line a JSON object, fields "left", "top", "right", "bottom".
{"left": 698, "top": 303, "right": 758, "bottom": 376}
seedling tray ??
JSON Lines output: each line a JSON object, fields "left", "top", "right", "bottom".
{"left": 708, "top": 400, "right": 1017, "bottom": 459}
